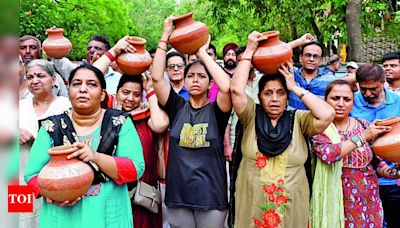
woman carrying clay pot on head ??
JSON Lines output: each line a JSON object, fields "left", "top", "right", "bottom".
{"left": 24, "top": 62, "right": 145, "bottom": 228}
{"left": 94, "top": 36, "right": 170, "bottom": 228}
{"left": 230, "top": 31, "right": 335, "bottom": 228}
{"left": 311, "top": 79, "right": 392, "bottom": 228}
{"left": 149, "top": 16, "right": 232, "bottom": 228}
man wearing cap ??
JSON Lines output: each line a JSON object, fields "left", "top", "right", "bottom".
{"left": 321, "top": 54, "right": 341, "bottom": 76}
{"left": 382, "top": 51, "right": 400, "bottom": 94}
{"left": 222, "top": 42, "right": 238, "bottom": 77}
{"left": 346, "top": 61, "right": 359, "bottom": 74}
{"left": 19, "top": 35, "right": 68, "bottom": 98}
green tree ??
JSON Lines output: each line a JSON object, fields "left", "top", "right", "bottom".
{"left": 20, "top": 0, "right": 136, "bottom": 60}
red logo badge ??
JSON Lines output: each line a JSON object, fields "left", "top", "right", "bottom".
{"left": 8, "top": 185, "right": 34, "bottom": 213}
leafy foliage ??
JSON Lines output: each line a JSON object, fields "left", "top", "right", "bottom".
{"left": 20, "top": 0, "right": 399, "bottom": 60}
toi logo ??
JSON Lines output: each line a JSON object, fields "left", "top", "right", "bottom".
{"left": 8, "top": 185, "right": 34, "bottom": 213}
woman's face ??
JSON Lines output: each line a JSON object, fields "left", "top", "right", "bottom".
{"left": 184, "top": 64, "right": 211, "bottom": 97}
{"left": 259, "top": 79, "right": 288, "bottom": 119}
{"left": 116, "top": 82, "right": 142, "bottom": 112}
{"left": 25, "top": 66, "right": 54, "bottom": 96}
{"left": 325, "top": 84, "right": 354, "bottom": 121}
{"left": 69, "top": 68, "right": 105, "bottom": 114}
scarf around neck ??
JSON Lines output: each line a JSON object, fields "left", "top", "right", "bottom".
{"left": 255, "top": 105, "right": 296, "bottom": 157}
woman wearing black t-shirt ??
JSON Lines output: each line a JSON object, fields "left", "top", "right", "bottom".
{"left": 151, "top": 16, "right": 232, "bottom": 228}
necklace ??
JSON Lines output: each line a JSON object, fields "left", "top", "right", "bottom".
{"left": 341, "top": 117, "right": 351, "bottom": 135}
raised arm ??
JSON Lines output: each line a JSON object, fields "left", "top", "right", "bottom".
{"left": 151, "top": 16, "right": 176, "bottom": 106}
{"left": 196, "top": 36, "right": 232, "bottom": 112}
{"left": 287, "top": 33, "right": 315, "bottom": 49}
{"left": 143, "top": 76, "right": 170, "bottom": 133}
{"left": 279, "top": 62, "right": 335, "bottom": 133}
{"left": 93, "top": 36, "right": 136, "bottom": 74}
{"left": 231, "top": 31, "right": 268, "bottom": 115}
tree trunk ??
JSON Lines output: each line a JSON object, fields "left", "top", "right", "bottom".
{"left": 346, "top": 0, "right": 363, "bottom": 61}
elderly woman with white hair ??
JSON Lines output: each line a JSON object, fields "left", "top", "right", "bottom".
{"left": 19, "top": 59, "right": 71, "bottom": 228}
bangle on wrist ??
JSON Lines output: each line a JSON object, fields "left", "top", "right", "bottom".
{"left": 350, "top": 135, "right": 363, "bottom": 148}
{"left": 145, "top": 90, "right": 155, "bottom": 100}
{"left": 359, "top": 134, "right": 366, "bottom": 144}
{"left": 159, "top": 39, "right": 168, "bottom": 44}
{"left": 299, "top": 90, "right": 310, "bottom": 100}
{"left": 105, "top": 51, "right": 116, "bottom": 62}
{"left": 240, "top": 57, "right": 252, "bottom": 62}
{"left": 158, "top": 46, "right": 168, "bottom": 52}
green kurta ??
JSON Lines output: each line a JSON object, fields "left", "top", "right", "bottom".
{"left": 24, "top": 118, "right": 144, "bottom": 228}
{"left": 234, "top": 98, "right": 317, "bottom": 228}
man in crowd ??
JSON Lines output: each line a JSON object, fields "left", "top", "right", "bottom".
{"left": 346, "top": 61, "right": 359, "bottom": 74}
{"left": 207, "top": 43, "right": 217, "bottom": 61}
{"left": 321, "top": 54, "right": 341, "bottom": 76}
{"left": 350, "top": 64, "right": 400, "bottom": 228}
{"left": 383, "top": 51, "right": 400, "bottom": 94}
{"left": 287, "top": 41, "right": 336, "bottom": 110}
{"left": 52, "top": 35, "right": 122, "bottom": 94}
{"left": 165, "top": 51, "right": 189, "bottom": 100}
{"left": 188, "top": 54, "right": 198, "bottom": 64}
{"left": 19, "top": 35, "right": 68, "bottom": 98}
{"left": 222, "top": 42, "right": 238, "bottom": 77}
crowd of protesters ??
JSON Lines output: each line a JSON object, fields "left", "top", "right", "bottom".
{"left": 19, "top": 14, "right": 400, "bottom": 228}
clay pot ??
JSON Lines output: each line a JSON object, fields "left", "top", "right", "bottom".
{"left": 169, "top": 12, "right": 209, "bottom": 55}
{"left": 38, "top": 145, "right": 94, "bottom": 203}
{"left": 42, "top": 27, "right": 72, "bottom": 59}
{"left": 252, "top": 31, "right": 293, "bottom": 75}
{"left": 371, "top": 117, "right": 400, "bottom": 162}
{"left": 116, "top": 37, "right": 152, "bottom": 75}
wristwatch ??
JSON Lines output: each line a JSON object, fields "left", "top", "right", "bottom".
{"left": 350, "top": 135, "right": 363, "bottom": 148}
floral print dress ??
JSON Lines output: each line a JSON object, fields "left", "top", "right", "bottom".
{"left": 235, "top": 98, "right": 317, "bottom": 228}
{"left": 312, "top": 118, "right": 383, "bottom": 228}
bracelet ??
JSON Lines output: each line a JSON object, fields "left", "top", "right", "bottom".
{"left": 240, "top": 57, "right": 252, "bottom": 62}
{"left": 158, "top": 46, "right": 168, "bottom": 52}
{"left": 104, "top": 51, "right": 116, "bottom": 62}
{"left": 159, "top": 39, "right": 168, "bottom": 44}
{"left": 299, "top": 90, "right": 310, "bottom": 100}
{"left": 359, "top": 134, "right": 366, "bottom": 145}
{"left": 145, "top": 90, "right": 155, "bottom": 100}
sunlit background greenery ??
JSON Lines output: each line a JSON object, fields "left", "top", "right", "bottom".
{"left": 20, "top": 0, "right": 399, "bottom": 60}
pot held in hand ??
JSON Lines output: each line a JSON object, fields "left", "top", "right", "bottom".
{"left": 42, "top": 27, "right": 72, "bottom": 59}
{"left": 371, "top": 117, "right": 400, "bottom": 162}
{"left": 38, "top": 145, "right": 94, "bottom": 203}
{"left": 116, "top": 36, "right": 152, "bottom": 75}
{"left": 169, "top": 12, "right": 209, "bottom": 55}
{"left": 252, "top": 31, "right": 293, "bottom": 75}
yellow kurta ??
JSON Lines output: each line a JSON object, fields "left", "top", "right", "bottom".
{"left": 235, "top": 98, "right": 317, "bottom": 228}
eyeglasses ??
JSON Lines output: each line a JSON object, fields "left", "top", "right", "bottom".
{"left": 167, "top": 63, "right": 185, "bottom": 70}
{"left": 303, "top": 53, "right": 322, "bottom": 60}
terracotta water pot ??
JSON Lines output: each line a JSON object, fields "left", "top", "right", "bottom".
{"left": 252, "top": 31, "right": 293, "bottom": 75}
{"left": 169, "top": 12, "right": 209, "bottom": 55}
{"left": 38, "top": 145, "right": 94, "bottom": 203}
{"left": 42, "top": 27, "right": 72, "bottom": 59}
{"left": 116, "top": 36, "right": 152, "bottom": 75}
{"left": 371, "top": 117, "right": 400, "bottom": 162}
